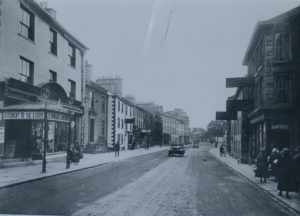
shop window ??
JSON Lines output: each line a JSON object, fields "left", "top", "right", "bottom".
{"left": 274, "top": 75, "right": 290, "bottom": 103}
{"left": 68, "top": 43, "right": 76, "bottom": 67}
{"left": 89, "top": 119, "right": 95, "bottom": 142}
{"left": 49, "top": 28, "right": 57, "bottom": 55}
{"left": 20, "top": 57, "right": 34, "bottom": 84}
{"left": 49, "top": 70, "right": 57, "bottom": 83}
{"left": 274, "top": 32, "right": 291, "bottom": 62}
{"left": 68, "top": 79, "right": 76, "bottom": 99}
{"left": 20, "top": 4, "right": 34, "bottom": 41}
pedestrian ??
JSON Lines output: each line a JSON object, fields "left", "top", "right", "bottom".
{"left": 268, "top": 148, "right": 280, "bottom": 182}
{"left": 277, "top": 148, "right": 295, "bottom": 198}
{"left": 219, "top": 145, "right": 224, "bottom": 157}
{"left": 256, "top": 148, "right": 268, "bottom": 183}
{"left": 215, "top": 142, "right": 218, "bottom": 148}
{"left": 293, "top": 147, "right": 300, "bottom": 191}
{"left": 114, "top": 142, "right": 120, "bottom": 157}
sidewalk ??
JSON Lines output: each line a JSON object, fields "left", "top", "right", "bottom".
{"left": 0, "top": 146, "right": 168, "bottom": 189}
{"left": 209, "top": 148, "right": 300, "bottom": 215}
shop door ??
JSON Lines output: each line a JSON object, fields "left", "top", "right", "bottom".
{"left": 5, "top": 120, "right": 31, "bottom": 158}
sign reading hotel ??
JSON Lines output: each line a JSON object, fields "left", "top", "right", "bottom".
{"left": 3, "top": 111, "right": 44, "bottom": 120}
{"left": 216, "top": 112, "right": 237, "bottom": 120}
{"left": 226, "top": 77, "right": 254, "bottom": 88}
{"left": 226, "top": 100, "right": 254, "bottom": 111}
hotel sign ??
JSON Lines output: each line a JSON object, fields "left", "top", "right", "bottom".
{"left": 226, "top": 100, "right": 254, "bottom": 111}
{"left": 216, "top": 112, "right": 237, "bottom": 120}
{"left": 226, "top": 77, "right": 254, "bottom": 88}
{"left": 3, "top": 111, "right": 44, "bottom": 120}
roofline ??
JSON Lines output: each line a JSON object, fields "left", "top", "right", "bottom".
{"left": 23, "top": 0, "right": 89, "bottom": 51}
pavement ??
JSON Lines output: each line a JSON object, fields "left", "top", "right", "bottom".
{"left": 0, "top": 146, "right": 168, "bottom": 189}
{"left": 209, "top": 147, "right": 300, "bottom": 215}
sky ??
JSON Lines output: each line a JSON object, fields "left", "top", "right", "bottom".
{"left": 46, "top": 0, "right": 300, "bottom": 128}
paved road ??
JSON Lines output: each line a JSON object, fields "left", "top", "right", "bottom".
{"left": 0, "top": 145, "right": 295, "bottom": 216}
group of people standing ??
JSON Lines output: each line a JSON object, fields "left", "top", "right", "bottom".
{"left": 256, "top": 147, "right": 300, "bottom": 199}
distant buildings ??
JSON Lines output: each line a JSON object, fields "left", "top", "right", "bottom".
{"left": 217, "top": 6, "right": 300, "bottom": 164}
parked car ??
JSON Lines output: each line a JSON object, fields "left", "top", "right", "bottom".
{"left": 168, "top": 144, "right": 185, "bottom": 157}
{"left": 193, "top": 143, "right": 199, "bottom": 148}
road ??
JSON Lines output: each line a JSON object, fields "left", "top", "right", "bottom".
{"left": 0, "top": 144, "right": 294, "bottom": 216}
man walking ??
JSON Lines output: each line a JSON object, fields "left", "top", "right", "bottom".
{"left": 115, "top": 141, "right": 120, "bottom": 157}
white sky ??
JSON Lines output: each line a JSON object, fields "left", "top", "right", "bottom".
{"left": 46, "top": 0, "right": 300, "bottom": 128}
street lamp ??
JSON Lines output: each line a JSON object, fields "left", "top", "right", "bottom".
{"left": 66, "top": 111, "right": 75, "bottom": 169}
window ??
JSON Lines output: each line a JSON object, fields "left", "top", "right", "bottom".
{"left": 101, "top": 120, "right": 105, "bottom": 136}
{"left": 20, "top": 4, "right": 34, "bottom": 41}
{"left": 121, "top": 119, "right": 124, "bottom": 129}
{"left": 68, "top": 43, "right": 76, "bottom": 67}
{"left": 118, "top": 100, "right": 120, "bottom": 112}
{"left": 118, "top": 117, "right": 120, "bottom": 129}
{"left": 20, "top": 57, "right": 34, "bottom": 84}
{"left": 49, "top": 28, "right": 57, "bottom": 55}
{"left": 130, "top": 108, "right": 132, "bottom": 117}
{"left": 274, "top": 74, "right": 290, "bottom": 103}
{"left": 68, "top": 79, "right": 76, "bottom": 99}
{"left": 49, "top": 70, "right": 57, "bottom": 83}
{"left": 274, "top": 32, "right": 291, "bottom": 62}
{"left": 126, "top": 106, "right": 128, "bottom": 115}
{"left": 89, "top": 119, "right": 95, "bottom": 142}
{"left": 121, "top": 103, "right": 124, "bottom": 113}
{"left": 101, "top": 96, "right": 105, "bottom": 113}
{"left": 89, "top": 91, "right": 94, "bottom": 109}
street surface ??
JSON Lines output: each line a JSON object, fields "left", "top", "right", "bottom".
{"left": 0, "top": 144, "right": 294, "bottom": 216}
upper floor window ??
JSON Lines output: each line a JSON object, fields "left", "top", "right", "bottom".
{"left": 20, "top": 57, "right": 34, "bottom": 84}
{"left": 49, "top": 70, "right": 57, "bottom": 83}
{"left": 121, "top": 103, "right": 124, "bottom": 113}
{"left": 68, "top": 79, "right": 76, "bottom": 99}
{"left": 101, "top": 96, "right": 105, "bottom": 113}
{"left": 117, "top": 117, "right": 120, "bottom": 128}
{"left": 49, "top": 28, "right": 57, "bottom": 55}
{"left": 274, "top": 32, "right": 291, "bottom": 62}
{"left": 89, "top": 91, "right": 94, "bottom": 109}
{"left": 20, "top": 5, "right": 34, "bottom": 41}
{"left": 101, "top": 120, "right": 105, "bottom": 136}
{"left": 118, "top": 100, "right": 120, "bottom": 112}
{"left": 126, "top": 106, "right": 128, "bottom": 115}
{"left": 274, "top": 74, "right": 290, "bottom": 104}
{"left": 68, "top": 43, "right": 76, "bottom": 67}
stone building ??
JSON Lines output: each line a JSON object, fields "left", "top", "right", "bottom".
{"left": 0, "top": 0, "right": 88, "bottom": 160}
{"left": 83, "top": 81, "right": 108, "bottom": 153}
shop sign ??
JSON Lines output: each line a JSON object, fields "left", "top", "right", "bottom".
{"left": 216, "top": 112, "right": 237, "bottom": 120}
{"left": 141, "top": 129, "right": 151, "bottom": 133}
{"left": 3, "top": 111, "right": 44, "bottom": 120}
{"left": 226, "top": 77, "right": 254, "bottom": 88}
{"left": 271, "top": 124, "right": 289, "bottom": 130}
{"left": 226, "top": 100, "right": 254, "bottom": 111}
{"left": 47, "top": 112, "right": 70, "bottom": 122}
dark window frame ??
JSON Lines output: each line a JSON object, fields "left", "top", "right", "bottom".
{"left": 20, "top": 56, "right": 34, "bottom": 84}
{"left": 274, "top": 32, "right": 291, "bottom": 62}
{"left": 20, "top": 4, "right": 35, "bottom": 41}
{"left": 49, "top": 70, "right": 57, "bottom": 83}
{"left": 68, "top": 43, "right": 76, "bottom": 67}
{"left": 68, "top": 79, "right": 76, "bottom": 99}
{"left": 49, "top": 28, "right": 57, "bottom": 55}
{"left": 274, "top": 74, "right": 291, "bottom": 104}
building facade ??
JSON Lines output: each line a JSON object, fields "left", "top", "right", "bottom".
{"left": 0, "top": 0, "right": 88, "bottom": 160}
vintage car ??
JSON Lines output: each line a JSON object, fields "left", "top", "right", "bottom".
{"left": 192, "top": 143, "right": 199, "bottom": 148}
{"left": 168, "top": 144, "right": 185, "bottom": 157}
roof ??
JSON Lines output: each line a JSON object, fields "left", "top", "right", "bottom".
{"left": 86, "top": 81, "right": 108, "bottom": 94}
{"left": 242, "top": 5, "right": 300, "bottom": 65}
{"left": 24, "top": 0, "right": 88, "bottom": 51}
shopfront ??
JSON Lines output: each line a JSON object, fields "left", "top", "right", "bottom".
{"left": 0, "top": 103, "right": 81, "bottom": 160}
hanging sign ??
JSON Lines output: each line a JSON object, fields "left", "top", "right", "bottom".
{"left": 226, "top": 77, "right": 254, "bottom": 88}
{"left": 216, "top": 112, "right": 237, "bottom": 120}
{"left": 226, "top": 100, "right": 254, "bottom": 111}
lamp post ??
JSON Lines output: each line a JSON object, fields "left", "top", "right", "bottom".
{"left": 66, "top": 111, "right": 75, "bottom": 169}
{"left": 42, "top": 111, "right": 48, "bottom": 173}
